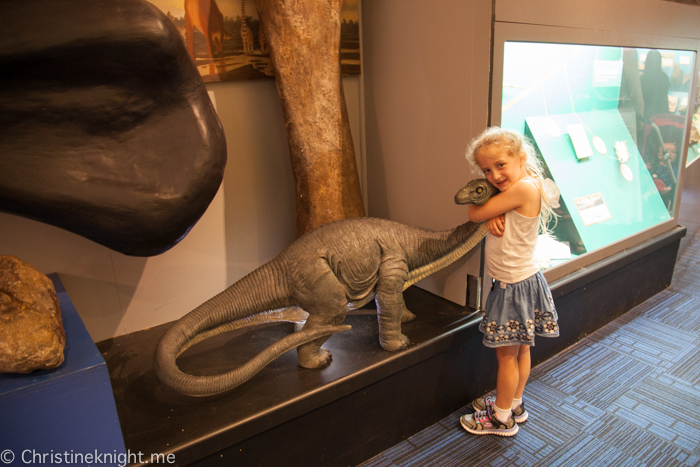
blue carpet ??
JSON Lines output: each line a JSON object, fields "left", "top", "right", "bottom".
{"left": 358, "top": 229, "right": 700, "bottom": 467}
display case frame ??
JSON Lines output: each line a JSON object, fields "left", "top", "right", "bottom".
{"left": 490, "top": 22, "right": 700, "bottom": 284}
{"left": 686, "top": 68, "right": 700, "bottom": 168}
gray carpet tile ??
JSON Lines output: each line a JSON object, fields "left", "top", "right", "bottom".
{"left": 671, "top": 271, "right": 700, "bottom": 296}
{"left": 667, "top": 346, "right": 700, "bottom": 386}
{"left": 629, "top": 291, "right": 700, "bottom": 333}
{"left": 358, "top": 229, "right": 700, "bottom": 466}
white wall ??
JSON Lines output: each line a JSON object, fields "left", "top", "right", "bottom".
{"left": 496, "top": 0, "right": 700, "bottom": 39}
{"left": 0, "top": 75, "right": 364, "bottom": 343}
{"left": 361, "top": 0, "right": 493, "bottom": 305}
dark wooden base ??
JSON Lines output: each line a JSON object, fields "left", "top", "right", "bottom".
{"left": 98, "top": 227, "right": 685, "bottom": 467}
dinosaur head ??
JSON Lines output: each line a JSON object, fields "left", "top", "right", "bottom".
{"left": 454, "top": 178, "right": 499, "bottom": 206}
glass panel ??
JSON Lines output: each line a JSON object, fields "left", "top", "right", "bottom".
{"left": 688, "top": 70, "right": 700, "bottom": 167}
{"left": 500, "top": 42, "right": 695, "bottom": 270}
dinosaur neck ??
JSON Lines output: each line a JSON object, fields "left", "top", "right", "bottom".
{"left": 403, "top": 221, "right": 488, "bottom": 289}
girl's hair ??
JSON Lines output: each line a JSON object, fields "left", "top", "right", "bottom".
{"left": 465, "top": 127, "right": 557, "bottom": 233}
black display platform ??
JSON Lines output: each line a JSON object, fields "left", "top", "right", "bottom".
{"left": 97, "top": 286, "right": 492, "bottom": 467}
{"left": 98, "top": 226, "right": 685, "bottom": 467}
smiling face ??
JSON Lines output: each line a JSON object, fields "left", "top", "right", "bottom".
{"left": 475, "top": 144, "right": 527, "bottom": 192}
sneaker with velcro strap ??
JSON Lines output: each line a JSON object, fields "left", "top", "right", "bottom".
{"left": 472, "top": 394, "right": 529, "bottom": 423}
{"left": 460, "top": 405, "right": 519, "bottom": 437}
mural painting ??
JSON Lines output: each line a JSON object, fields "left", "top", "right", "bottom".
{"left": 150, "top": 0, "right": 361, "bottom": 82}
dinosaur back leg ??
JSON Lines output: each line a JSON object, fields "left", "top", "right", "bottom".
{"left": 375, "top": 256, "right": 411, "bottom": 352}
{"left": 401, "top": 306, "right": 416, "bottom": 323}
{"left": 292, "top": 263, "right": 349, "bottom": 369}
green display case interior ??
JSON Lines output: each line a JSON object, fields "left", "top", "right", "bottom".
{"left": 525, "top": 111, "right": 670, "bottom": 254}
{"left": 499, "top": 41, "right": 695, "bottom": 270}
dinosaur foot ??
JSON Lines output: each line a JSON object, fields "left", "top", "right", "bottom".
{"left": 380, "top": 333, "right": 411, "bottom": 352}
{"left": 297, "top": 347, "right": 332, "bottom": 369}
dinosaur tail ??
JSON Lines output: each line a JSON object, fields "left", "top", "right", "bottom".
{"left": 155, "top": 323, "right": 350, "bottom": 397}
{"left": 154, "top": 257, "right": 350, "bottom": 396}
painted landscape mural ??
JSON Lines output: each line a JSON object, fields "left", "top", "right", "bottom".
{"left": 151, "top": 0, "right": 361, "bottom": 82}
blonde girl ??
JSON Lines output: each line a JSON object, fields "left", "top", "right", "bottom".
{"left": 460, "top": 127, "right": 560, "bottom": 437}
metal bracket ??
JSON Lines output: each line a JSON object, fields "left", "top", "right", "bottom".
{"left": 466, "top": 274, "right": 482, "bottom": 310}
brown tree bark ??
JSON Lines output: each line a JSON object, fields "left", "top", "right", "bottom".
{"left": 256, "top": 0, "right": 366, "bottom": 238}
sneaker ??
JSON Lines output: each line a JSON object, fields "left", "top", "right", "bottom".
{"left": 472, "top": 394, "right": 529, "bottom": 423}
{"left": 460, "top": 406, "right": 519, "bottom": 437}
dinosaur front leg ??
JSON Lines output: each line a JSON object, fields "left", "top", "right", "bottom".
{"left": 375, "top": 258, "right": 411, "bottom": 352}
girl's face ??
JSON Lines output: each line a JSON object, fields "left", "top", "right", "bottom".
{"left": 475, "top": 145, "right": 526, "bottom": 192}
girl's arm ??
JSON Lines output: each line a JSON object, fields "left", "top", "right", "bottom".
{"left": 468, "top": 179, "right": 539, "bottom": 223}
{"left": 486, "top": 215, "right": 506, "bottom": 237}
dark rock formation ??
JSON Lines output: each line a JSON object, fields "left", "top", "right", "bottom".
{"left": 0, "top": 0, "right": 227, "bottom": 256}
{"left": 0, "top": 256, "right": 66, "bottom": 374}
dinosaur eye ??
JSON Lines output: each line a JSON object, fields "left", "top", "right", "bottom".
{"left": 476, "top": 187, "right": 484, "bottom": 194}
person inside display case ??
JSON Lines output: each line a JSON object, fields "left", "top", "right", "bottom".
{"left": 642, "top": 118, "right": 683, "bottom": 210}
{"left": 652, "top": 138, "right": 680, "bottom": 211}
{"left": 655, "top": 141, "right": 678, "bottom": 188}
{"left": 619, "top": 48, "right": 646, "bottom": 145}
{"left": 641, "top": 50, "right": 671, "bottom": 122}
{"left": 459, "top": 127, "right": 560, "bottom": 437}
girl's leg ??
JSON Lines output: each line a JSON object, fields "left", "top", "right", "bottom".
{"left": 514, "top": 345, "right": 531, "bottom": 400}
{"left": 495, "top": 345, "right": 520, "bottom": 415}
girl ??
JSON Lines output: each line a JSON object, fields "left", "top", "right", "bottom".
{"left": 460, "top": 127, "right": 559, "bottom": 437}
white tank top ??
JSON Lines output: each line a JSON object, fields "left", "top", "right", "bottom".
{"left": 484, "top": 209, "right": 540, "bottom": 284}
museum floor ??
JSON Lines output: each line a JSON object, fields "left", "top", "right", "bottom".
{"left": 358, "top": 168, "right": 700, "bottom": 466}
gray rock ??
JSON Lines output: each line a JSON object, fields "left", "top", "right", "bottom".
{"left": 0, "top": 256, "right": 66, "bottom": 374}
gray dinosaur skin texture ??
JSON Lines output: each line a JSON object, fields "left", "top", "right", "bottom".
{"left": 155, "top": 179, "right": 498, "bottom": 396}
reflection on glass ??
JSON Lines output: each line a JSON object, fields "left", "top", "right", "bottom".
{"left": 687, "top": 71, "right": 700, "bottom": 167}
{"left": 500, "top": 42, "right": 695, "bottom": 270}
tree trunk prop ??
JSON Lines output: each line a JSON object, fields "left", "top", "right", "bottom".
{"left": 256, "top": 0, "right": 365, "bottom": 238}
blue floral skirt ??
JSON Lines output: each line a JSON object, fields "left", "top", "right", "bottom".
{"left": 480, "top": 271, "right": 559, "bottom": 348}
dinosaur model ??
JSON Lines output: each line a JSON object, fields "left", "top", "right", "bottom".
{"left": 155, "top": 179, "right": 498, "bottom": 396}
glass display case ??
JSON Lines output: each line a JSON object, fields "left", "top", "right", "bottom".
{"left": 491, "top": 25, "right": 699, "bottom": 282}
{"left": 687, "top": 70, "right": 700, "bottom": 167}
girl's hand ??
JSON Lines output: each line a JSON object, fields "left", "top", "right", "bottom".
{"left": 487, "top": 214, "right": 506, "bottom": 237}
